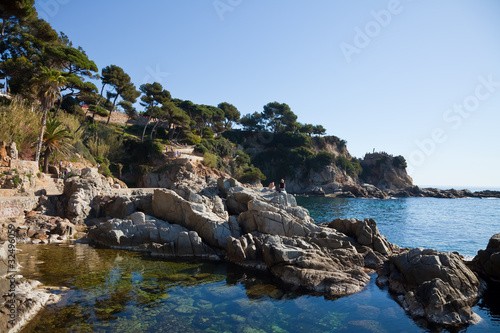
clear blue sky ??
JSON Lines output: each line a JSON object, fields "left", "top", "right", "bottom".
{"left": 35, "top": 0, "right": 500, "bottom": 188}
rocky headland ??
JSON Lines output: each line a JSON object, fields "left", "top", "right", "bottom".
{"left": 0, "top": 160, "right": 499, "bottom": 332}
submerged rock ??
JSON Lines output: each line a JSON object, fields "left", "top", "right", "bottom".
{"left": 0, "top": 241, "right": 61, "bottom": 333}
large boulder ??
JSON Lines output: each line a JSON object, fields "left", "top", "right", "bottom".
{"left": 377, "top": 248, "right": 483, "bottom": 327}
{"left": 226, "top": 232, "right": 370, "bottom": 297}
{"left": 62, "top": 168, "right": 113, "bottom": 223}
{"left": 93, "top": 190, "right": 154, "bottom": 219}
{"left": 327, "top": 218, "right": 395, "bottom": 257}
{"left": 238, "top": 199, "right": 318, "bottom": 237}
{"left": 87, "top": 212, "right": 218, "bottom": 260}
{"left": 152, "top": 189, "right": 238, "bottom": 248}
{"left": 471, "top": 233, "right": 500, "bottom": 283}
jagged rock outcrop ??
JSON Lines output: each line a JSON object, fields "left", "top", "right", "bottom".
{"left": 361, "top": 153, "right": 413, "bottom": 190}
{"left": 225, "top": 186, "right": 380, "bottom": 297}
{"left": 93, "top": 189, "right": 155, "bottom": 219}
{"left": 226, "top": 232, "right": 370, "bottom": 296}
{"left": 152, "top": 188, "right": 239, "bottom": 248}
{"left": 327, "top": 218, "right": 399, "bottom": 268}
{"left": 377, "top": 248, "right": 483, "bottom": 327}
{"left": 471, "top": 233, "right": 500, "bottom": 283}
{"left": 67, "top": 165, "right": 488, "bottom": 328}
{"left": 238, "top": 198, "right": 317, "bottom": 237}
{"left": 385, "top": 186, "right": 500, "bottom": 199}
{"left": 14, "top": 214, "right": 78, "bottom": 244}
{"left": 140, "top": 162, "right": 229, "bottom": 194}
{"left": 62, "top": 168, "right": 114, "bottom": 223}
{"left": 87, "top": 212, "right": 219, "bottom": 260}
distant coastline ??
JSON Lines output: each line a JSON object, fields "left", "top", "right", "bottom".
{"left": 419, "top": 185, "right": 500, "bottom": 192}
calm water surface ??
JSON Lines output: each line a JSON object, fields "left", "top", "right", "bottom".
{"left": 297, "top": 197, "right": 500, "bottom": 257}
{"left": 16, "top": 197, "right": 500, "bottom": 332}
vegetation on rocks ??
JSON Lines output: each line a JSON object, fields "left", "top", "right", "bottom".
{"left": 0, "top": 0, "right": 410, "bottom": 191}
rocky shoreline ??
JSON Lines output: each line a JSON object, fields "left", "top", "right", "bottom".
{"left": 298, "top": 183, "right": 500, "bottom": 199}
{"left": 1, "top": 163, "right": 500, "bottom": 332}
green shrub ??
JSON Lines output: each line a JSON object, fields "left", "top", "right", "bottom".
{"left": 73, "top": 141, "right": 96, "bottom": 165}
{"left": 95, "top": 156, "right": 112, "bottom": 177}
{"left": 99, "top": 163, "right": 112, "bottom": 177}
{"left": 202, "top": 127, "right": 214, "bottom": 139}
{"left": 238, "top": 166, "right": 266, "bottom": 184}
{"left": 336, "top": 155, "right": 362, "bottom": 178}
{"left": 196, "top": 137, "right": 232, "bottom": 158}
{"left": 89, "top": 105, "right": 108, "bottom": 117}
{"left": 194, "top": 144, "right": 208, "bottom": 155}
{"left": 393, "top": 155, "right": 407, "bottom": 168}
{"left": 202, "top": 152, "right": 218, "bottom": 168}
{"left": 184, "top": 132, "right": 202, "bottom": 145}
{"left": 309, "top": 151, "right": 334, "bottom": 171}
{"left": 290, "top": 147, "right": 315, "bottom": 166}
{"left": 271, "top": 132, "right": 311, "bottom": 148}
{"left": 13, "top": 175, "right": 21, "bottom": 187}
{"left": 235, "top": 150, "right": 251, "bottom": 166}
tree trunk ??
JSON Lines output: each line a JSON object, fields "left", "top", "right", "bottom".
{"left": 35, "top": 108, "right": 48, "bottom": 163}
{"left": 53, "top": 92, "right": 70, "bottom": 119}
{"left": 141, "top": 117, "right": 151, "bottom": 142}
{"left": 168, "top": 123, "right": 175, "bottom": 141}
{"left": 43, "top": 147, "right": 51, "bottom": 174}
{"left": 150, "top": 120, "right": 161, "bottom": 141}
{"left": 106, "top": 94, "right": 119, "bottom": 125}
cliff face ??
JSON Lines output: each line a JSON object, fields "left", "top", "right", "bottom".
{"left": 254, "top": 138, "right": 413, "bottom": 196}
{"left": 360, "top": 153, "right": 413, "bottom": 190}
{"left": 285, "top": 138, "right": 356, "bottom": 194}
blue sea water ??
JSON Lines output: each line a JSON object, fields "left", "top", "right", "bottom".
{"left": 296, "top": 196, "right": 500, "bottom": 257}
{"left": 17, "top": 197, "right": 500, "bottom": 332}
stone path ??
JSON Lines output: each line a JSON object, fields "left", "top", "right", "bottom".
{"left": 35, "top": 174, "right": 64, "bottom": 196}
{"left": 166, "top": 145, "right": 204, "bottom": 162}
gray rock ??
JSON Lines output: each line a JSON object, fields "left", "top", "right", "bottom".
{"left": 377, "top": 248, "right": 483, "bottom": 326}
{"left": 87, "top": 212, "right": 218, "bottom": 259}
{"left": 226, "top": 233, "right": 370, "bottom": 297}
{"left": 471, "top": 233, "right": 500, "bottom": 283}
{"left": 327, "top": 218, "right": 395, "bottom": 257}
{"left": 152, "top": 189, "right": 237, "bottom": 248}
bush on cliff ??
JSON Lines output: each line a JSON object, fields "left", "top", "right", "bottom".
{"left": 393, "top": 155, "right": 407, "bottom": 168}
{"left": 95, "top": 156, "right": 112, "bottom": 177}
{"left": 309, "top": 151, "right": 335, "bottom": 172}
{"left": 202, "top": 152, "right": 218, "bottom": 168}
{"left": 336, "top": 155, "right": 362, "bottom": 178}
{"left": 237, "top": 166, "right": 266, "bottom": 183}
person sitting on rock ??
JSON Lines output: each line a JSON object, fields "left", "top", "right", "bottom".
{"left": 278, "top": 179, "right": 286, "bottom": 193}
{"left": 268, "top": 182, "right": 275, "bottom": 191}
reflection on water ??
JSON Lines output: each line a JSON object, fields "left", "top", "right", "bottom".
{"left": 17, "top": 243, "right": 428, "bottom": 333}
{"left": 16, "top": 198, "right": 500, "bottom": 333}
{"left": 15, "top": 242, "right": 500, "bottom": 332}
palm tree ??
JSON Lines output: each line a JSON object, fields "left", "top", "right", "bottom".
{"left": 42, "top": 119, "right": 72, "bottom": 174}
{"left": 34, "top": 67, "right": 67, "bottom": 163}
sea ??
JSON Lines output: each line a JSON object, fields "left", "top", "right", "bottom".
{"left": 16, "top": 194, "right": 500, "bottom": 333}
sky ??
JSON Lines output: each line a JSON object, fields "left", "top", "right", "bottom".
{"left": 34, "top": 0, "right": 500, "bottom": 188}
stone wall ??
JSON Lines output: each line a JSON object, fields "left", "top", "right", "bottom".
{"left": 0, "top": 197, "right": 38, "bottom": 219}
{"left": 9, "top": 160, "right": 38, "bottom": 175}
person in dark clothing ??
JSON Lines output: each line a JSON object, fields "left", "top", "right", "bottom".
{"left": 278, "top": 179, "right": 286, "bottom": 193}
